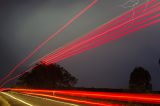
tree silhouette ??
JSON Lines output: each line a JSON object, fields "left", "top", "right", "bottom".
{"left": 129, "top": 67, "right": 152, "bottom": 92}
{"left": 16, "top": 63, "right": 78, "bottom": 89}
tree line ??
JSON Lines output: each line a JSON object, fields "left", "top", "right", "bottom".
{"left": 14, "top": 58, "right": 160, "bottom": 92}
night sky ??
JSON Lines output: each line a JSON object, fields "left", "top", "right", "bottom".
{"left": 0, "top": 0, "right": 160, "bottom": 90}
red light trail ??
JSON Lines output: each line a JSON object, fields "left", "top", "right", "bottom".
{"left": 41, "top": 1, "right": 159, "bottom": 63}
{"left": 39, "top": 0, "right": 160, "bottom": 64}
{"left": 46, "top": 8, "right": 160, "bottom": 64}
{"left": 38, "top": 0, "right": 157, "bottom": 63}
{"left": 22, "top": 92, "right": 120, "bottom": 106}
{"left": 45, "top": 17, "right": 160, "bottom": 65}
{"left": 0, "top": 67, "right": 34, "bottom": 87}
{"left": 1, "top": 0, "right": 159, "bottom": 87}
{"left": 45, "top": 16, "right": 160, "bottom": 64}
{"left": 0, "top": 0, "right": 97, "bottom": 84}
{"left": 9, "top": 88, "right": 160, "bottom": 105}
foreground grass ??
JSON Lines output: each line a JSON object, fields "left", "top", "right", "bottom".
{"left": 0, "top": 95, "right": 10, "bottom": 106}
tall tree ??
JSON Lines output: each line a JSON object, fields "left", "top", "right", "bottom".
{"left": 129, "top": 67, "right": 152, "bottom": 92}
{"left": 16, "top": 63, "right": 78, "bottom": 89}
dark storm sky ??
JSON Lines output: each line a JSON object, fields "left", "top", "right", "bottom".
{"left": 0, "top": 0, "right": 160, "bottom": 90}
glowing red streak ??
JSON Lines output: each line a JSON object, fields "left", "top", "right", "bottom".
{"left": 48, "top": 9, "right": 160, "bottom": 62}
{"left": 46, "top": 18, "right": 160, "bottom": 64}
{"left": 0, "top": 0, "right": 97, "bottom": 84}
{"left": 10, "top": 88, "right": 160, "bottom": 104}
{"left": 1, "top": 0, "right": 159, "bottom": 87}
{"left": 21, "top": 92, "right": 121, "bottom": 106}
{"left": 45, "top": 14, "right": 160, "bottom": 64}
{"left": 41, "top": 1, "right": 159, "bottom": 60}
{"left": 36, "top": 0, "right": 157, "bottom": 62}
{"left": 44, "top": 6, "right": 160, "bottom": 64}
{"left": 0, "top": 67, "right": 33, "bottom": 87}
